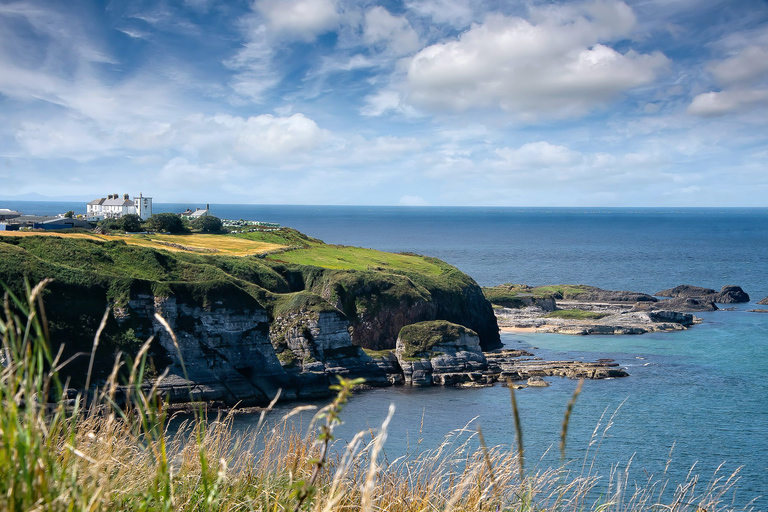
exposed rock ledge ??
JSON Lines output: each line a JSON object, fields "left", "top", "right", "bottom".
{"left": 381, "top": 320, "right": 627, "bottom": 387}
{"left": 495, "top": 304, "right": 698, "bottom": 335}
{"left": 484, "top": 284, "right": 723, "bottom": 334}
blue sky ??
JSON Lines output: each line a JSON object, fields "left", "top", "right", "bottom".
{"left": 1, "top": 0, "right": 767, "bottom": 206}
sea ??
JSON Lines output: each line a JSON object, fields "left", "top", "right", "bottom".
{"left": 3, "top": 201, "right": 768, "bottom": 509}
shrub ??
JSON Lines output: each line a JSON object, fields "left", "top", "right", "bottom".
{"left": 145, "top": 212, "right": 187, "bottom": 233}
{"left": 191, "top": 215, "right": 224, "bottom": 233}
{"left": 120, "top": 213, "right": 143, "bottom": 232}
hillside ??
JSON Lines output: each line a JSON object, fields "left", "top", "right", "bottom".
{"left": 0, "top": 229, "right": 500, "bottom": 404}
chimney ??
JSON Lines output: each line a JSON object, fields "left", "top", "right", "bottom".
{"left": 108, "top": 194, "right": 113, "bottom": 199}
{"left": 206, "top": 204, "right": 209, "bottom": 211}
{"left": 124, "top": 193, "right": 129, "bottom": 200}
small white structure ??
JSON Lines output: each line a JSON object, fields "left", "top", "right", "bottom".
{"left": 181, "top": 204, "right": 210, "bottom": 219}
{"left": 86, "top": 193, "right": 153, "bottom": 221}
{"left": 134, "top": 193, "right": 152, "bottom": 220}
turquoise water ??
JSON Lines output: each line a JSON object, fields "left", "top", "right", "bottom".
{"left": 4, "top": 202, "right": 768, "bottom": 507}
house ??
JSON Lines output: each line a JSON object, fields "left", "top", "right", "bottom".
{"left": 86, "top": 193, "right": 153, "bottom": 220}
{"left": 181, "top": 204, "right": 210, "bottom": 219}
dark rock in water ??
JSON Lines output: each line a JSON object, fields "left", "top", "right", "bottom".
{"left": 656, "top": 284, "right": 749, "bottom": 304}
{"left": 748, "top": 309, "right": 768, "bottom": 313}
{"left": 714, "top": 285, "right": 750, "bottom": 303}
{"left": 567, "top": 287, "right": 657, "bottom": 303}
{"left": 656, "top": 297, "right": 718, "bottom": 312}
{"left": 758, "top": 297, "right": 768, "bottom": 305}
{"left": 656, "top": 284, "right": 716, "bottom": 298}
{"left": 527, "top": 376, "right": 550, "bottom": 387}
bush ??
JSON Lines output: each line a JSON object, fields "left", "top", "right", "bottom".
{"left": 120, "top": 214, "right": 143, "bottom": 232}
{"left": 145, "top": 213, "right": 187, "bottom": 233}
{"left": 96, "top": 214, "right": 143, "bottom": 233}
{"left": 191, "top": 215, "right": 224, "bottom": 233}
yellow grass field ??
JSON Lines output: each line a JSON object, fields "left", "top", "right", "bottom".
{"left": 0, "top": 231, "right": 286, "bottom": 256}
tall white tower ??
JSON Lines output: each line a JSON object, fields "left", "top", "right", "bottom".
{"left": 134, "top": 193, "right": 153, "bottom": 220}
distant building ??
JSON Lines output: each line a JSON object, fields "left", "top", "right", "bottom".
{"left": 0, "top": 208, "right": 21, "bottom": 222}
{"left": 33, "top": 218, "right": 93, "bottom": 230}
{"left": 181, "top": 204, "right": 210, "bottom": 219}
{"left": 86, "top": 193, "right": 153, "bottom": 220}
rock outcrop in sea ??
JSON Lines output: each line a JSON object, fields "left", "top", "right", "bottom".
{"left": 656, "top": 284, "right": 750, "bottom": 304}
{"left": 484, "top": 283, "right": 750, "bottom": 334}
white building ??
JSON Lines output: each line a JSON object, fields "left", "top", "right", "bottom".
{"left": 180, "top": 204, "right": 210, "bottom": 219}
{"left": 86, "top": 193, "right": 153, "bottom": 221}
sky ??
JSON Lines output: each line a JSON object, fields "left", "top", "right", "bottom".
{"left": 0, "top": 0, "right": 767, "bottom": 206}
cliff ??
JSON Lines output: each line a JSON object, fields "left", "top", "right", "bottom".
{"left": 0, "top": 231, "right": 500, "bottom": 405}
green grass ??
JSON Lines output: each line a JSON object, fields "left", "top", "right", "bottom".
{"left": 268, "top": 244, "right": 446, "bottom": 276}
{"left": 362, "top": 348, "right": 394, "bottom": 358}
{"left": 483, "top": 284, "right": 596, "bottom": 304}
{"left": 544, "top": 309, "right": 608, "bottom": 320}
{"left": 398, "top": 320, "right": 476, "bottom": 359}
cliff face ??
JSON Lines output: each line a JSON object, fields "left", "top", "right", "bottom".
{"left": 292, "top": 264, "right": 501, "bottom": 352}
{"left": 0, "top": 234, "right": 500, "bottom": 405}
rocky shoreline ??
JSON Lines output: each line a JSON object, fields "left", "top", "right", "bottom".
{"left": 486, "top": 284, "right": 751, "bottom": 335}
{"left": 146, "top": 319, "right": 627, "bottom": 405}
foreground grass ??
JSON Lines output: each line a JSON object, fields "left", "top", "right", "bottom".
{"left": 0, "top": 282, "right": 753, "bottom": 511}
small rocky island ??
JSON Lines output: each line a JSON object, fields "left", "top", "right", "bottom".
{"left": 484, "top": 284, "right": 751, "bottom": 334}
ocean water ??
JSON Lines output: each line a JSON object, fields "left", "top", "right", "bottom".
{"left": 3, "top": 202, "right": 768, "bottom": 508}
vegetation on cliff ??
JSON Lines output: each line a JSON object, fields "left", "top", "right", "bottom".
{"left": 397, "top": 320, "right": 476, "bottom": 359}
{"left": 0, "top": 229, "right": 500, "bottom": 386}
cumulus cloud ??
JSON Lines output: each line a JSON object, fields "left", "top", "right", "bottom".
{"left": 707, "top": 45, "right": 768, "bottom": 88}
{"left": 256, "top": 0, "right": 340, "bottom": 40}
{"left": 363, "top": 6, "right": 420, "bottom": 56}
{"left": 397, "top": 1, "right": 668, "bottom": 118}
{"left": 687, "top": 43, "right": 768, "bottom": 118}
{"left": 687, "top": 90, "right": 768, "bottom": 117}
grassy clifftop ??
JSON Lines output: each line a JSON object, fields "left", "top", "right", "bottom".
{"left": 0, "top": 229, "right": 500, "bottom": 357}
{"left": 482, "top": 284, "right": 594, "bottom": 307}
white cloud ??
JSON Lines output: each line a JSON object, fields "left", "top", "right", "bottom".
{"left": 687, "top": 90, "right": 768, "bottom": 117}
{"left": 166, "top": 113, "right": 328, "bottom": 165}
{"left": 707, "top": 45, "right": 768, "bottom": 88}
{"left": 495, "top": 142, "right": 585, "bottom": 170}
{"left": 687, "top": 35, "right": 768, "bottom": 119}
{"left": 399, "top": 195, "right": 429, "bottom": 206}
{"left": 224, "top": 24, "right": 280, "bottom": 104}
{"left": 361, "top": 89, "right": 404, "bottom": 117}
{"left": 363, "top": 6, "right": 420, "bottom": 56}
{"left": 399, "top": 1, "right": 668, "bottom": 118}
{"left": 256, "top": 0, "right": 340, "bottom": 41}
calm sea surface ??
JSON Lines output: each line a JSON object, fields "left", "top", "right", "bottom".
{"left": 4, "top": 202, "right": 768, "bottom": 508}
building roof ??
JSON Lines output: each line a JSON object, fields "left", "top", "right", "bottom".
{"left": 0, "top": 209, "right": 22, "bottom": 220}
{"left": 103, "top": 198, "right": 134, "bottom": 207}
{"left": 190, "top": 209, "right": 209, "bottom": 218}
{"left": 88, "top": 198, "right": 106, "bottom": 205}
